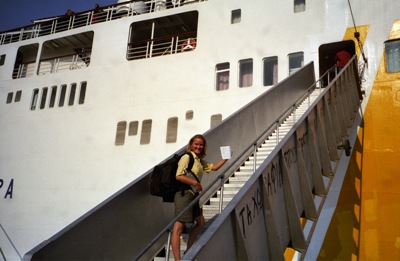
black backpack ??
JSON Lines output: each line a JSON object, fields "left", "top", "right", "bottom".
{"left": 149, "top": 152, "right": 195, "bottom": 202}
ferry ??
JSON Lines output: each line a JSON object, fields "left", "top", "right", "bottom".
{"left": 0, "top": 0, "right": 399, "bottom": 260}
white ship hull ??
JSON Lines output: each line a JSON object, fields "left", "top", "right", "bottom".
{"left": 1, "top": 0, "right": 399, "bottom": 259}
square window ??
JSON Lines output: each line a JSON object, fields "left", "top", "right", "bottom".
{"left": 294, "top": 0, "right": 306, "bottom": 13}
{"left": 288, "top": 52, "right": 304, "bottom": 75}
{"left": 211, "top": 114, "right": 222, "bottom": 129}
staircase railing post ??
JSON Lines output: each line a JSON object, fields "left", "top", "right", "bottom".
{"left": 276, "top": 121, "right": 280, "bottom": 145}
{"left": 292, "top": 104, "right": 296, "bottom": 125}
{"left": 165, "top": 229, "right": 172, "bottom": 261}
{"left": 253, "top": 143, "right": 257, "bottom": 173}
{"left": 219, "top": 176, "right": 225, "bottom": 213}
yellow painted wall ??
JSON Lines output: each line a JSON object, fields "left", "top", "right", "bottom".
{"left": 319, "top": 21, "right": 400, "bottom": 260}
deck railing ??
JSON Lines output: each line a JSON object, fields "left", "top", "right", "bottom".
{"left": 12, "top": 61, "right": 36, "bottom": 79}
{"left": 38, "top": 51, "right": 91, "bottom": 75}
{"left": 127, "top": 32, "right": 197, "bottom": 60}
{"left": 12, "top": 51, "right": 91, "bottom": 78}
{"left": 0, "top": 0, "right": 207, "bottom": 45}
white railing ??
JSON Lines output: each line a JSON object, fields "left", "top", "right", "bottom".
{"left": 127, "top": 33, "right": 197, "bottom": 60}
{"left": 12, "top": 62, "right": 36, "bottom": 79}
{"left": 38, "top": 53, "right": 91, "bottom": 75}
{"left": 0, "top": 0, "right": 207, "bottom": 45}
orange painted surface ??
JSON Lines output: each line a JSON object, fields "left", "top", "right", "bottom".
{"left": 319, "top": 21, "right": 400, "bottom": 260}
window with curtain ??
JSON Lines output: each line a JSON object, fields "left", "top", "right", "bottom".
{"left": 166, "top": 117, "right": 178, "bottom": 143}
{"left": 216, "top": 62, "right": 230, "bottom": 91}
{"left": 210, "top": 114, "right": 222, "bottom": 129}
{"left": 263, "top": 56, "right": 278, "bottom": 86}
{"left": 140, "top": 119, "right": 152, "bottom": 144}
{"left": 115, "top": 121, "right": 127, "bottom": 146}
{"left": 128, "top": 121, "right": 139, "bottom": 136}
{"left": 239, "top": 58, "right": 253, "bottom": 87}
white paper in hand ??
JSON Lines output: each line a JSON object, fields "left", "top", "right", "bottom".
{"left": 220, "top": 146, "right": 232, "bottom": 159}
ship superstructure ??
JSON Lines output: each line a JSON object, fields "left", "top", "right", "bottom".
{"left": 1, "top": 0, "right": 400, "bottom": 260}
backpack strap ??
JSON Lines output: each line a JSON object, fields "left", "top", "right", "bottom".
{"left": 180, "top": 152, "right": 200, "bottom": 196}
{"left": 185, "top": 152, "right": 199, "bottom": 182}
{"left": 185, "top": 152, "right": 194, "bottom": 174}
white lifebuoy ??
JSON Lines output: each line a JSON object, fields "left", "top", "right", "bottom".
{"left": 181, "top": 38, "right": 196, "bottom": 52}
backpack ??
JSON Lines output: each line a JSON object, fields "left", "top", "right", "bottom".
{"left": 149, "top": 152, "right": 195, "bottom": 202}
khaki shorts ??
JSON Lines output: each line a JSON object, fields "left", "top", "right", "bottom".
{"left": 174, "top": 190, "right": 202, "bottom": 223}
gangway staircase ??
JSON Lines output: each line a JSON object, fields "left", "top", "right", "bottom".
{"left": 203, "top": 91, "right": 320, "bottom": 218}
{"left": 152, "top": 58, "right": 362, "bottom": 260}
{"left": 156, "top": 87, "right": 322, "bottom": 260}
{"left": 24, "top": 59, "right": 363, "bottom": 261}
{"left": 177, "top": 61, "right": 362, "bottom": 260}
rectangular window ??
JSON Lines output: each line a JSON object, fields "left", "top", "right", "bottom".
{"left": 263, "top": 56, "right": 278, "bottom": 86}
{"left": 231, "top": 9, "right": 241, "bottom": 24}
{"left": 288, "top": 52, "right": 304, "bottom": 75}
{"left": 186, "top": 110, "right": 194, "bottom": 120}
{"left": 216, "top": 63, "right": 230, "bottom": 91}
{"left": 40, "top": 87, "right": 48, "bottom": 109}
{"left": 79, "top": 81, "right": 87, "bottom": 104}
{"left": 6, "top": 93, "right": 13, "bottom": 104}
{"left": 210, "top": 114, "right": 222, "bottom": 129}
{"left": 49, "top": 86, "right": 57, "bottom": 108}
{"left": 385, "top": 39, "right": 400, "bottom": 73}
{"left": 115, "top": 121, "right": 127, "bottom": 146}
{"left": 68, "top": 83, "right": 77, "bottom": 106}
{"left": 128, "top": 121, "right": 139, "bottom": 136}
{"left": 15, "top": 91, "right": 22, "bottom": 102}
{"left": 0, "top": 54, "right": 5, "bottom": 66}
{"left": 31, "top": 89, "right": 39, "bottom": 110}
{"left": 166, "top": 117, "right": 178, "bottom": 143}
{"left": 294, "top": 0, "right": 306, "bottom": 13}
{"left": 59, "top": 84, "right": 67, "bottom": 107}
{"left": 239, "top": 58, "right": 253, "bottom": 87}
{"left": 140, "top": 119, "right": 152, "bottom": 144}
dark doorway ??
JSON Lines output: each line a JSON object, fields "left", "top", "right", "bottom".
{"left": 319, "top": 40, "right": 355, "bottom": 85}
